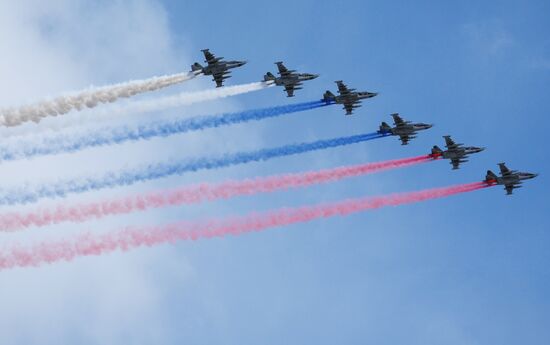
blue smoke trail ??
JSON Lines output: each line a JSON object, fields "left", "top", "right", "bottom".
{"left": 0, "top": 132, "right": 389, "bottom": 205}
{"left": 0, "top": 100, "right": 330, "bottom": 162}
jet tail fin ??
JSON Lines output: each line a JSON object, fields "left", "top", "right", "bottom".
{"left": 323, "top": 90, "right": 336, "bottom": 103}
{"left": 485, "top": 170, "right": 498, "bottom": 183}
{"left": 263, "top": 72, "right": 276, "bottom": 82}
{"left": 431, "top": 145, "right": 443, "bottom": 157}
{"left": 191, "top": 62, "right": 203, "bottom": 72}
{"left": 378, "top": 122, "right": 392, "bottom": 134}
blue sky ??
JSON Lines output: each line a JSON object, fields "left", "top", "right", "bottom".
{"left": 0, "top": 1, "right": 548, "bottom": 344}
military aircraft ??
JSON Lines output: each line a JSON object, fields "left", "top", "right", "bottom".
{"left": 263, "top": 62, "right": 318, "bottom": 97}
{"left": 191, "top": 49, "right": 247, "bottom": 87}
{"left": 378, "top": 113, "right": 432, "bottom": 145}
{"left": 322, "top": 81, "right": 378, "bottom": 115}
{"left": 430, "top": 135, "right": 484, "bottom": 169}
{"left": 485, "top": 163, "right": 538, "bottom": 195}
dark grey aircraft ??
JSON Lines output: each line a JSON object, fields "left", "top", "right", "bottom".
{"left": 322, "top": 81, "right": 378, "bottom": 115}
{"left": 263, "top": 62, "right": 318, "bottom": 97}
{"left": 191, "top": 49, "right": 247, "bottom": 87}
{"left": 430, "top": 135, "right": 485, "bottom": 169}
{"left": 378, "top": 113, "right": 432, "bottom": 145}
{"left": 485, "top": 163, "right": 538, "bottom": 195}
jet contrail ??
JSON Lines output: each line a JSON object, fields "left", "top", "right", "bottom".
{"left": 0, "top": 155, "right": 431, "bottom": 231}
{"left": 0, "top": 181, "right": 489, "bottom": 270}
{"left": 0, "top": 132, "right": 389, "bottom": 206}
{"left": 0, "top": 72, "right": 199, "bottom": 127}
{"left": 0, "top": 100, "right": 329, "bottom": 162}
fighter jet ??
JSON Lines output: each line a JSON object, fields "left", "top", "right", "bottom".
{"left": 378, "top": 113, "right": 433, "bottom": 145}
{"left": 191, "top": 49, "right": 247, "bottom": 87}
{"left": 263, "top": 62, "right": 318, "bottom": 97}
{"left": 322, "top": 81, "right": 378, "bottom": 115}
{"left": 485, "top": 163, "right": 538, "bottom": 195}
{"left": 430, "top": 135, "right": 484, "bottom": 169}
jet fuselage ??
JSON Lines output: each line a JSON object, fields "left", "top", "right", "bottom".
{"left": 331, "top": 91, "right": 377, "bottom": 104}
{"left": 440, "top": 146, "right": 484, "bottom": 160}
{"left": 271, "top": 73, "right": 318, "bottom": 86}
{"left": 491, "top": 172, "right": 538, "bottom": 186}
{"left": 390, "top": 123, "right": 432, "bottom": 136}
{"left": 201, "top": 60, "right": 246, "bottom": 77}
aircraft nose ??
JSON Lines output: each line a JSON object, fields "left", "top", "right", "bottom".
{"left": 310, "top": 74, "right": 320, "bottom": 79}
{"left": 369, "top": 92, "right": 378, "bottom": 98}
{"left": 478, "top": 147, "right": 486, "bottom": 152}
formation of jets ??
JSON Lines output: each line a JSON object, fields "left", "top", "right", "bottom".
{"left": 190, "top": 49, "right": 537, "bottom": 195}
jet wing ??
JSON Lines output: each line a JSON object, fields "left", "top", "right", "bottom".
{"left": 336, "top": 81, "right": 352, "bottom": 95}
{"left": 450, "top": 158, "right": 461, "bottom": 170}
{"left": 283, "top": 79, "right": 303, "bottom": 97}
{"left": 276, "top": 62, "right": 291, "bottom": 76}
{"left": 342, "top": 99, "right": 360, "bottom": 115}
{"left": 284, "top": 84, "right": 296, "bottom": 97}
{"left": 344, "top": 103, "right": 354, "bottom": 115}
{"left": 398, "top": 134, "right": 411, "bottom": 145}
{"left": 391, "top": 113, "right": 405, "bottom": 126}
{"left": 202, "top": 49, "right": 218, "bottom": 63}
{"left": 444, "top": 136, "right": 460, "bottom": 150}
{"left": 211, "top": 71, "right": 228, "bottom": 87}
{"left": 499, "top": 163, "right": 512, "bottom": 176}
{"left": 505, "top": 184, "right": 515, "bottom": 195}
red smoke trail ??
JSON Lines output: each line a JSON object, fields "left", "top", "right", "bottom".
{"left": 0, "top": 155, "right": 433, "bottom": 232}
{"left": 0, "top": 181, "right": 489, "bottom": 270}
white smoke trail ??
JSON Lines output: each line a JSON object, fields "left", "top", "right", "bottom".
{"left": 1, "top": 81, "right": 275, "bottom": 138}
{"left": 0, "top": 71, "right": 200, "bottom": 127}
{"left": 98, "top": 81, "right": 274, "bottom": 117}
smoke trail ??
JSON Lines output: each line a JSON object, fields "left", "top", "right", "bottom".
{"left": 0, "top": 100, "right": 329, "bottom": 162}
{"left": 0, "top": 155, "right": 431, "bottom": 231}
{"left": 2, "top": 82, "right": 275, "bottom": 138}
{"left": 0, "top": 132, "right": 389, "bottom": 206}
{"left": 112, "top": 81, "right": 274, "bottom": 117}
{"left": 0, "top": 72, "right": 199, "bottom": 127}
{"left": 0, "top": 181, "right": 490, "bottom": 270}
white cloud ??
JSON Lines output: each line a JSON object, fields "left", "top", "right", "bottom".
{"left": 0, "top": 1, "right": 219, "bottom": 343}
